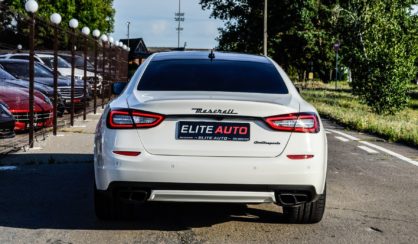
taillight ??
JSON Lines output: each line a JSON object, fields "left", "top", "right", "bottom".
{"left": 113, "top": 151, "right": 141, "bottom": 156}
{"left": 107, "top": 109, "right": 164, "bottom": 129}
{"left": 264, "top": 113, "right": 320, "bottom": 133}
{"left": 287, "top": 154, "right": 314, "bottom": 160}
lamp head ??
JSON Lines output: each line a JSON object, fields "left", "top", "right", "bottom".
{"left": 81, "top": 26, "right": 90, "bottom": 36}
{"left": 50, "top": 13, "right": 62, "bottom": 25}
{"left": 69, "top": 18, "right": 79, "bottom": 29}
{"left": 25, "top": 0, "right": 38, "bottom": 13}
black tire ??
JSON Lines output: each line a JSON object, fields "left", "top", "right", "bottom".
{"left": 94, "top": 185, "right": 138, "bottom": 220}
{"left": 282, "top": 188, "right": 326, "bottom": 224}
{"left": 94, "top": 186, "right": 117, "bottom": 220}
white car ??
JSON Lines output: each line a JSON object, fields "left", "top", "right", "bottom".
{"left": 94, "top": 51, "right": 327, "bottom": 223}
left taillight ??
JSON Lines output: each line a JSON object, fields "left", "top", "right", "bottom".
{"left": 107, "top": 109, "right": 164, "bottom": 129}
{"left": 264, "top": 113, "right": 320, "bottom": 133}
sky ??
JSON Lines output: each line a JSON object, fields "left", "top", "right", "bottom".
{"left": 112, "top": 0, "right": 225, "bottom": 49}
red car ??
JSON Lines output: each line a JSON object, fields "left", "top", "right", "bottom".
{"left": 0, "top": 86, "right": 53, "bottom": 131}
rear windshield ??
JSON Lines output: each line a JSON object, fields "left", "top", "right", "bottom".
{"left": 0, "top": 62, "right": 53, "bottom": 78}
{"left": 138, "top": 59, "right": 288, "bottom": 94}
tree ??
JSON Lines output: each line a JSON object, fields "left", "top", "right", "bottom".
{"left": 201, "top": 0, "right": 418, "bottom": 114}
{"left": 333, "top": 0, "right": 418, "bottom": 114}
{"left": 0, "top": 0, "right": 115, "bottom": 49}
{"left": 200, "top": 0, "right": 335, "bottom": 82}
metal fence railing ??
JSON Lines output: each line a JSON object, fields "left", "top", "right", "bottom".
{"left": 0, "top": 2, "right": 129, "bottom": 155}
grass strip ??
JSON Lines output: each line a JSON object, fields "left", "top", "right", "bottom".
{"left": 301, "top": 89, "right": 418, "bottom": 148}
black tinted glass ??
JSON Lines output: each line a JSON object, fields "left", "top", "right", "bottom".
{"left": 138, "top": 60, "right": 288, "bottom": 94}
{"left": 0, "top": 62, "right": 29, "bottom": 78}
{"left": 0, "top": 68, "right": 15, "bottom": 79}
{"left": 0, "top": 62, "right": 53, "bottom": 78}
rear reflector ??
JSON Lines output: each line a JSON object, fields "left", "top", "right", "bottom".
{"left": 287, "top": 155, "right": 314, "bottom": 160}
{"left": 113, "top": 151, "right": 141, "bottom": 156}
{"left": 264, "top": 113, "right": 320, "bottom": 133}
{"left": 107, "top": 109, "right": 164, "bottom": 129}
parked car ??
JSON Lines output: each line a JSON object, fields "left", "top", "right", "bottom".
{"left": 0, "top": 53, "right": 102, "bottom": 95}
{"left": 0, "top": 101, "right": 15, "bottom": 138}
{"left": 0, "top": 86, "right": 53, "bottom": 131}
{"left": 0, "top": 67, "right": 65, "bottom": 116}
{"left": 94, "top": 51, "right": 327, "bottom": 223}
{"left": 57, "top": 53, "right": 95, "bottom": 71}
{"left": 0, "top": 59, "right": 89, "bottom": 111}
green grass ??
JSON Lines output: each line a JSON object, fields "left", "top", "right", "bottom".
{"left": 301, "top": 89, "right": 418, "bottom": 148}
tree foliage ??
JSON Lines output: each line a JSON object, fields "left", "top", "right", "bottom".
{"left": 200, "top": 0, "right": 335, "bottom": 82}
{"left": 333, "top": 0, "right": 418, "bottom": 114}
{"left": 0, "top": 0, "right": 114, "bottom": 48}
{"left": 200, "top": 0, "right": 418, "bottom": 114}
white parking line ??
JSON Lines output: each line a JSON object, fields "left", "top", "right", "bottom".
{"left": 358, "top": 145, "right": 378, "bottom": 154}
{"left": 71, "top": 125, "right": 86, "bottom": 128}
{"left": 28, "top": 147, "right": 42, "bottom": 151}
{"left": 328, "top": 129, "right": 360, "bottom": 141}
{"left": 328, "top": 129, "right": 418, "bottom": 167}
{"left": 359, "top": 141, "right": 418, "bottom": 167}
{"left": 335, "top": 136, "right": 350, "bottom": 142}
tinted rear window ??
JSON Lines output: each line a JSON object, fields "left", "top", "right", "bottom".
{"left": 0, "top": 62, "right": 53, "bottom": 78}
{"left": 138, "top": 59, "right": 288, "bottom": 94}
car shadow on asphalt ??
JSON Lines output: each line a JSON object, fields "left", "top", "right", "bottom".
{"left": 0, "top": 153, "right": 289, "bottom": 231}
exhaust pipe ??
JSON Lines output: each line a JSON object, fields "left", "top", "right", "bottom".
{"left": 276, "top": 193, "right": 309, "bottom": 206}
{"left": 118, "top": 190, "right": 148, "bottom": 203}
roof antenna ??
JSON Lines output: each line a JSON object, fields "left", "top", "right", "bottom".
{"left": 208, "top": 49, "right": 215, "bottom": 60}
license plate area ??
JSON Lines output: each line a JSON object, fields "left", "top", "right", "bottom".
{"left": 177, "top": 121, "right": 250, "bottom": 141}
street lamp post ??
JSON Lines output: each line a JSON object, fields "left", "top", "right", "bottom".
{"left": 50, "top": 13, "right": 61, "bottom": 136}
{"left": 263, "top": 0, "right": 268, "bottom": 56}
{"left": 92, "top": 29, "right": 100, "bottom": 114}
{"left": 333, "top": 42, "right": 340, "bottom": 90}
{"left": 124, "top": 45, "right": 129, "bottom": 81}
{"left": 81, "top": 26, "right": 90, "bottom": 121}
{"left": 117, "top": 42, "right": 123, "bottom": 81}
{"left": 69, "top": 18, "right": 79, "bottom": 126}
{"left": 108, "top": 36, "right": 114, "bottom": 102}
{"left": 25, "top": 0, "right": 38, "bottom": 148}
{"left": 127, "top": 21, "right": 130, "bottom": 48}
{"left": 100, "top": 34, "right": 108, "bottom": 108}
{"left": 123, "top": 43, "right": 128, "bottom": 81}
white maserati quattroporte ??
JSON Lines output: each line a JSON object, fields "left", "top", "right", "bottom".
{"left": 94, "top": 51, "right": 327, "bottom": 223}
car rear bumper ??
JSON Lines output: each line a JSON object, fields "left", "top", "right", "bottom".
{"left": 96, "top": 181, "right": 319, "bottom": 205}
{"left": 95, "top": 150, "right": 326, "bottom": 197}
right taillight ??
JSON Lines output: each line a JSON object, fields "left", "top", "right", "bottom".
{"left": 107, "top": 109, "right": 164, "bottom": 129}
{"left": 264, "top": 113, "right": 320, "bottom": 133}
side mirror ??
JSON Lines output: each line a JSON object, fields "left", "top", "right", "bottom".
{"left": 111, "top": 82, "right": 127, "bottom": 95}
{"left": 296, "top": 87, "right": 301, "bottom": 93}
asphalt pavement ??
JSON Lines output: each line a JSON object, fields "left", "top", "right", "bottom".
{"left": 0, "top": 111, "right": 417, "bottom": 244}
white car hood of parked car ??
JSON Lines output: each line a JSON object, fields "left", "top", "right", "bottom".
{"left": 58, "top": 68, "right": 95, "bottom": 79}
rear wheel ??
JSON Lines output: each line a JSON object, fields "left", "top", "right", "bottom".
{"left": 282, "top": 188, "right": 326, "bottom": 224}
{"left": 94, "top": 186, "right": 116, "bottom": 220}
{"left": 94, "top": 185, "right": 138, "bottom": 220}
